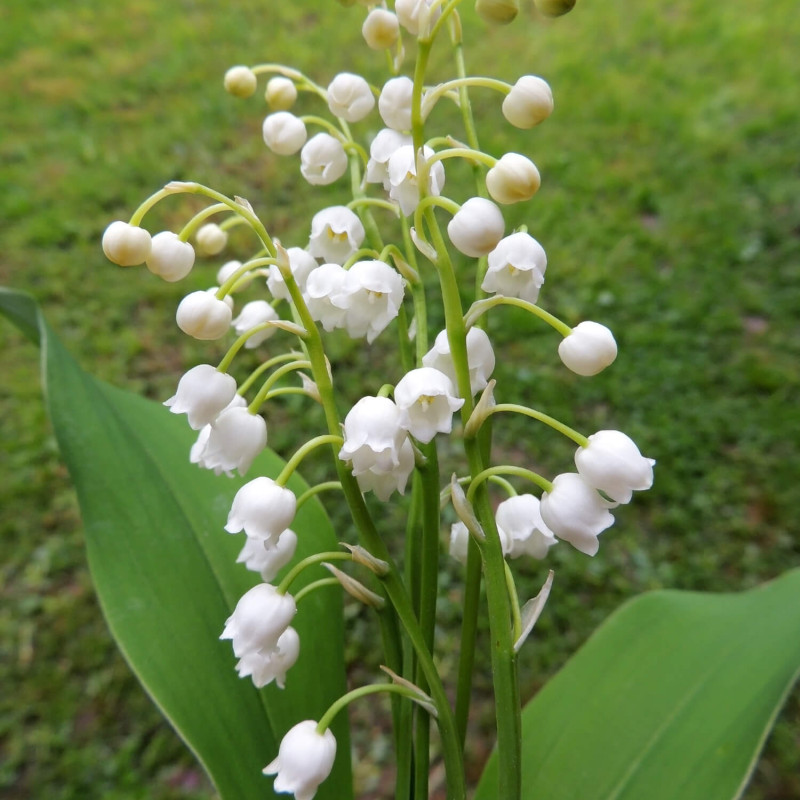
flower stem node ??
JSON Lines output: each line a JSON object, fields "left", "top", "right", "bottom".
{"left": 145, "top": 231, "right": 195, "bottom": 282}
{"left": 308, "top": 206, "right": 366, "bottom": 264}
{"left": 263, "top": 720, "right": 336, "bottom": 800}
{"left": 191, "top": 405, "right": 267, "bottom": 475}
{"left": 220, "top": 583, "right": 297, "bottom": 657}
{"left": 102, "top": 220, "right": 152, "bottom": 266}
{"left": 300, "top": 133, "right": 349, "bottom": 186}
{"left": 362, "top": 8, "right": 400, "bottom": 50}
{"left": 447, "top": 197, "right": 505, "bottom": 257}
{"left": 327, "top": 72, "right": 375, "bottom": 122}
{"left": 558, "top": 320, "right": 618, "bottom": 376}
{"left": 176, "top": 289, "right": 233, "bottom": 340}
{"left": 502, "top": 76, "right": 554, "bottom": 129}
{"left": 163, "top": 364, "right": 237, "bottom": 430}
{"left": 225, "top": 476, "right": 297, "bottom": 543}
{"left": 394, "top": 367, "right": 464, "bottom": 443}
{"left": 232, "top": 300, "right": 279, "bottom": 348}
{"left": 224, "top": 65, "right": 258, "bottom": 98}
{"left": 464, "top": 379, "right": 496, "bottom": 439}
{"left": 575, "top": 430, "right": 655, "bottom": 504}
{"left": 486, "top": 153, "right": 541, "bottom": 205}
{"left": 423, "top": 327, "right": 496, "bottom": 396}
{"left": 323, "top": 562, "right": 385, "bottom": 609}
{"left": 341, "top": 543, "right": 390, "bottom": 576}
{"left": 379, "top": 76, "right": 414, "bottom": 132}
{"left": 534, "top": 0, "right": 577, "bottom": 17}
{"left": 235, "top": 626, "right": 300, "bottom": 689}
{"left": 265, "top": 76, "right": 298, "bottom": 110}
{"left": 475, "top": 0, "right": 520, "bottom": 25}
{"left": 195, "top": 223, "right": 228, "bottom": 256}
{"left": 237, "top": 530, "right": 298, "bottom": 582}
{"left": 540, "top": 473, "right": 616, "bottom": 556}
{"left": 263, "top": 112, "right": 308, "bottom": 155}
{"left": 483, "top": 232, "right": 547, "bottom": 303}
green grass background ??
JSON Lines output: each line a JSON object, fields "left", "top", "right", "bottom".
{"left": 1, "top": 0, "right": 798, "bottom": 798}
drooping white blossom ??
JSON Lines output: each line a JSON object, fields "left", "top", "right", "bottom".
{"left": 575, "top": 430, "right": 655, "bottom": 504}
{"left": 220, "top": 583, "right": 296, "bottom": 657}
{"left": 502, "top": 75, "right": 554, "bottom": 129}
{"left": 339, "top": 396, "right": 408, "bottom": 476}
{"left": 354, "top": 437, "right": 415, "bottom": 501}
{"left": 225, "top": 477, "right": 297, "bottom": 543}
{"left": 486, "top": 153, "right": 541, "bottom": 205}
{"left": 422, "top": 327, "right": 496, "bottom": 397}
{"left": 362, "top": 8, "right": 400, "bottom": 50}
{"left": 163, "top": 364, "right": 237, "bottom": 430}
{"left": 308, "top": 206, "right": 365, "bottom": 265}
{"left": 231, "top": 300, "right": 279, "bottom": 348}
{"left": 558, "top": 321, "right": 618, "bottom": 376}
{"left": 300, "top": 133, "right": 348, "bottom": 186}
{"left": 236, "top": 529, "right": 298, "bottom": 582}
{"left": 305, "top": 262, "right": 350, "bottom": 331}
{"left": 539, "top": 473, "right": 616, "bottom": 556}
{"left": 496, "top": 494, "right": 557, "bottom": 560}
{"left": 447, "top": 197, "right": 505, "bottom": 257}
{"left": 449, "top": 521, "right": 470, "bottom": 565}
{"left": 378, "top": 76, "right": 413, "bottom": 131}
{"left": 263, "top": 720, "right": 336, "bottom": 800}
{"left": 145, "top": 231, "right": 195, "bottom": 282}
{"left": 235, "top": 626, "right": 300, "bottom": 689}
{"left": 339, "top": 260, "right": 405, "bottom": 343}
{"left": 365, "top": 128, "right": 412, "bottom": 187}
{"left": 482, "top": 232, "right": 547, "bottom": 303}
{"left": 327, "top": 72, "right": 375, "bottom": 122}
{"left": 394, "top": 367, "right": 464, "bottom": 443}
{"left": 190, "top": 394, "right": 246, "bottom": 470}
{"left": 224, "top": 65, "right": 257, "bottom": 98}
{"left": 195, "top": 223, "right": 228, "bottom": 256}
{"left": 176, "top": 289, "right": 233, "bottom": 340}
{"left": 102, "top": 221, "right": 152, "bottom": 266}
{"left": 267, "top": 247, "right": 318, "bottom": 300}
{"left": 263, "top": 112, "right": 308, "bottom": 155}
{"left": 265, "top": 76, "right": 298, "bottom": 110}
{"left": 192, "top": 405, "right": 267, "bottom": 476}
{"left": 387, "top": 144, "right": 445, "bottom": 216}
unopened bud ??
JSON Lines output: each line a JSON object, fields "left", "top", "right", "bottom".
{"left": 262, "top": 112, "right": 308, "bottom": 155}
{"left": 224, "top": 65, "right": 257, "bottom": 98}
{"left": 176, "top": 290, "right": 233, "bottom": 340}
{"left": 486, "top": 153, "right": 541, "bottom": 205}
{"left": 146, "top": 231, "right": 195, "bottom": 282}
{"left": 558, "top": 321, "right": 617, "bottom": 376}
{"left": 535, "top": 0, "right": 576, "bottom": 17}
{"left": 265, "top": 76, "right": 298, "bottom": 110}
{"left": 502, "top": 76, "right": 554, "bottom": 129}
{"left": 447, "top": 197, "right": 505, "bottom": 257}
{"left": 195, "top": 223, "right": 228, "bottom": 256}
{"left": 475, "top": 0, "right": 519, "bottom": 24}
{"left": 362, "top": 8, "right": 400, "bottom": 50}
{"left": 102, "top": 221, "right": 152, "bottom": 267}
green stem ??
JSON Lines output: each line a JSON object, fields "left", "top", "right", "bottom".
{"left": 276, "top": 551, "right": 352, "bottom": 595}
{"left": 293, "top": 577, "right": 340, "bottom": 605}
{"left": 467, "top": 466, "right": 553, "bottom": 503}
{"left": 276, "top": 434, "right": 343, "bottom": 486}
{"left": 177, "top": 203, "right": 230, "bottom": 241}
{"left": 465, "top": 296, "right": 572, "bottom": 337}
{"left": 295, "top": 481, "right": 343, "bottom": 511}
{"left": 248, "top": 360, "right": 311, "bottom": 413}
{"left": 484, "top": 403, "right": 588, "bottom": 447}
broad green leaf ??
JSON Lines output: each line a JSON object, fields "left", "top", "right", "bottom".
{"left": 1, "top": 288, "right": 353, "bottom": 800}
{"left": 476, "top": 569, "right": 800, "bottom": 800}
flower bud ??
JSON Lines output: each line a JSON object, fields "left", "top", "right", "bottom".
{"left": 300, "top": 133, "right": 348, "bottom": 186}
{"left": 231, "top": 300, "right": 279, "bottom": 348}
{"left": 395, "top": 0, "right": 441, "bottom": 37}
{"left": 502, "top": 76, "right": 554, "bottom": 129}
{"left": 378, "top": 76, "right": 413, "bottom": 131}
{"left": 195, "top": 223, "right": 227, "bottom": 256}
{"left": 265, "top": 76, "right": 297, "bottom": 110}
{"left": 102, "top": 221, "right": 152, "bottom": 267}
{"left": 262, "top": 111, "right": 307, "bottom": 155}
{"left": 223, "top": 65, "right": 257, "bottom": 98}
{"left": 535, "top": 0, "right": 576, "bottom": 17}
{"left": 176, "top": 290, "right": 233, "bottom": 340}
{"left": 362, "top": 8, "right": 400, "bottom": 50}
{"left": 447, "top": 197, "right": 505, "bottom": 257}
{"left": 163, "top": 364, "right": 237, "bottom": 430}
{"left": 145, "top": 231, "right": 195, "bottom": 282}
{"left": 264, "top": 721, "right": 336, "bottom": 800}
{"left": 327, "top": 72, "right": 375, "bottom": 123}
{"left": 486, "top": 153, "right": 541, "bottom": 205}
{"left": 558, "top": 321, "right": 617, "bottom": 376}
{"left": 225, "top": 476, "right": 297, "bottom": 542}
{"left": 475, "top": 0, "right": 519, "bottom": 24}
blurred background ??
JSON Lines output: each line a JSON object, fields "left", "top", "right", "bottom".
{"left": 1, "top": 0, "right": 798, "bottom": 797}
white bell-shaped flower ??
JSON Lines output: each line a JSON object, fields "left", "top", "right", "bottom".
{"left": 305, "top": 263, "right": 349, "bottom": 332}
{"left": 558, "top": 321, "right": 618, "bottom": 376}
{"left": 362, "top": 8, "right": 400, "bottom": 50}
{"left": 486, "top": 153, "right": 541, "bottom": 205}
{"left": 447, "top": 197, "right": 505, "bottom": 257}
{"left": 378, "top": 76, "right": 413, "bottom": 131}
{"left": 231, "top": 300, "right": 279, "bottom": 348}
{"left": 395, "top": 0, "right": 441, "bottom": 36}
{"left": 575, "top": 430, "right": 655, "bottom": 504}
{"left": 265, "top": 76, "right": 298, "bottom": 110}
{"left": 496, "top": 494, "right": 557, "bottom": 560}
{"left": 224, "top": 65, "right": 257, "bottom": 98}
{"left": 327, "top": 72, "right": 375, "bottom": 122}
{"left": 163, "top": 364, "right": 237, "bottom": 430}
{"left": 339, "top": 396, "right": 408, "bottom": 476}
{"left": 193, "top": 406, "right": 267, "bottom": 476}
{"left": 422, "top": 327, "right": 496, "bottom": 397}
{"left": 394, "top": 367, "right": 464, "bottom": 443}
{"left": 145, "top": 231, "right": 195, "bottom": 282}
{"left": 190, "top": 395, "right": 246, "bottom": 472}
{"left": 225, "top": 477, "right": 297, "bottom": 542}
{"left": 308, "top": 206, "right": 365, "bottom": 265}
{"left": 236, "top": 626, "right": 300, "bottom": 689}
{"left": 387, "top": 144, "right": 445, "bottom": 216}
{"left": 502, "top": 75, "right": 554, "bottom": 129}
{"left": 220, "top": 583, "right": 296, "bottom": 657}
{"left": 176, "top": 289, "right": 233, "bottom": 340}
{"left": 236, "top": 529, "right": 298, "bottom": 582}
{"left": 216, "top": 260, "right": 250, "bottom": 291}
{"left": 195, "top": 223, "right": 228, "bottom": 256}
{"left": 365, "top": 128, "right": 412, "bottom": 187}
{"left": 449, "top": 522, "right": 470, "bottom": 565}
{"left": 482, "top": 232, "right": 547, "bottom": 303}
{"left": 102, "top": 221, "right": 152, "bottom": 266}
{"left": 354, "top": 437, "right": 415, "bottom": 501}
{"left": 300, "top": 133, "right": 348, "bottom": 186}
{"left": 267, "top": 247, "right": 318, "bottom": 300}
{"left": 540, "top": 473, "right": 616, "bottom": 557}
{"left": 340, "top": 260, "right": 405, "bottom": 343}
{"left": 263, "top": 720, "right": 336, "bottom": 800}
{"left": 263, "top": 111, "right": 308, "bottom": 155}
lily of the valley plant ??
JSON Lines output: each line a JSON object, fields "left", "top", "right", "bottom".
{"left": 102, "top": 1, "right": 656, "bottom": 798}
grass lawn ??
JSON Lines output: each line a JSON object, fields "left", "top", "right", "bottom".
{"left": 1, "top": 0, "right": 798, "bottom": 797}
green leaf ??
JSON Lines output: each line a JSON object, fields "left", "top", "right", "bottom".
{"left": 476, "top": 569, "right": 800, "bottom": 800}
{"left": 0, "top": 288, "right": 353, "bottom": 800}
